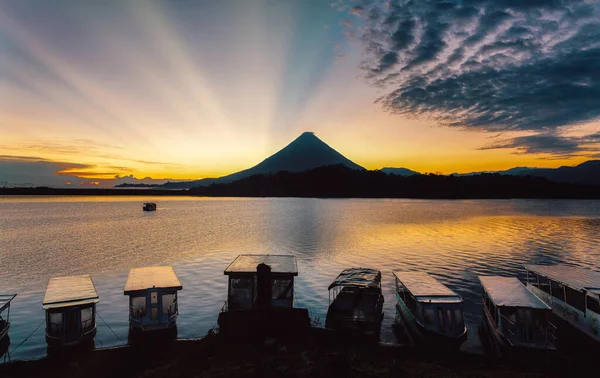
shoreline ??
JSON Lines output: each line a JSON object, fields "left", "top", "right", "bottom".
{"left": 2, "top": 187, "right": 600, "bottom": 200}
{"left": 0, "top": 328, "right": 579, "bottom": 377}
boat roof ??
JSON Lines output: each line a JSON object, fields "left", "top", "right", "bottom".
{"left": 43, "top": 275, "right": 99, "bottom": 310}
{"left": 0, "top": 294, "right": 17, "bottom": 312}
{"left": 224, "top": 255, "right": 298, "bottom": 276}
{"left": 124, "top": 266, "right": 182, "bottom": 294}
{"left": 524, "top": 264, "right": 600, "bottom": 294}
{"left": 393, "top": 271, "right": 460, "bottom": 299}
{"left": 479, "top": 276, "right": 550, "bottom": 309}
{"left": 328, "top": 268, "right": 381, "bottom": 290}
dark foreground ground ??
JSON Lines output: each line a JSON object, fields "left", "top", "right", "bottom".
{"left": 0, "top": 328, "right": 580, "bottom": 378}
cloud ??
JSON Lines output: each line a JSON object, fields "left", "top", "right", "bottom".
{"left": 343, "top": 0, "right": 600, "bottom": 155}
{"left": 0, "top": 156, "right": 178, "bottom": 187}
{"left": 479, "top": 131, "right": 600, "bottom": 157}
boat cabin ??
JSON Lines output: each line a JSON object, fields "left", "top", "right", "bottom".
{"left": 143, "top": 203, "right": 157, "bottom": 211}
{"left": 524, "top": 264, "right": 600, "bottom": 342}
{"left": 326, "top": 268, "right": 384, "bottom": 335}
{"left": 479, "top": 276, "right": 555, "bottom": 351}
{"left": 393, "top": 271, "right": 466, "bottom": 345}
{"left": 124, "top": 266, "right": 182, "bottom": 332}
{"left": 42, "top": 275, "right": 99, "bottom": 346}
{"left": 223, "top": 255, "right": 297, "bottom": 311}
{"left": 0, "top": 294, "right": 17, "bottom": 343}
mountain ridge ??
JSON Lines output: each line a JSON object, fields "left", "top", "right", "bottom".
{"left": 161, "top": 132, "right": 364, "bottom": 189}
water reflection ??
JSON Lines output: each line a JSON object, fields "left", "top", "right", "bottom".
{"left": 0, "top": 197, "right": 599, "bottom": 361}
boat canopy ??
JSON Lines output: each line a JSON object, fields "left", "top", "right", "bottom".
{"left": 43, "top": 275, "right": 99, "bottom": 310}
{"left": 393, "top": 271, "right": 459, "bottom": 298}
{"left": 479, "top": 276, "right": 550, "bottom": 309}
{"left": 328, "top": 268, "right": 381, "bottom": 290}
{"left": 224, "top": 255, "right": 298, "bottom": 276}
{"left": 0, "top": 294, "right": 17, "bottom": 312}
{"left": 524, "top": 264, "right": 600, "bottom": 294}
{"left": 124, "top": 266, "right": 182, "bottom": 295}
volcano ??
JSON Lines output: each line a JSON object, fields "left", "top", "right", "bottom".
{"left": 164, "top": 132, "right": 364, "bottom": 189}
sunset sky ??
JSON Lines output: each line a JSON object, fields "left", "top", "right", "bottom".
{"left": 1, "top": 0, "right": 599, "bottom": 187}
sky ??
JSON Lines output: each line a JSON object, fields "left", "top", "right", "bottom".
{"left": 1, "top": 0, "right": 599, "bottom": 187}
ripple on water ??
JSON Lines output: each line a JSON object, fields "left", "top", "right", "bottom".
{"left": 1, "top": 197, "right": 599, "bottom": 361}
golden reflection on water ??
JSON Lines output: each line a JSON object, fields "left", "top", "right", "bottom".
{"left": 0, "top": 197, "right": 599, "bottom": 360}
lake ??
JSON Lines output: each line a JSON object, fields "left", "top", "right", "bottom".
{"left": 1, "top": 196, "right": 599, "bottom": 362}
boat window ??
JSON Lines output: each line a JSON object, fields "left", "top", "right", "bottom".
{"left": 587, "top": 296, "right": 600, "bottom": 314}
{"left": 423, "top": 308, "right": 435, "bottom": 326}
{"left": 272, "top": 279, "right": 293, "bottom": 300}
{"left": 81, "top": 307, "right": 93, "bottom": 330}
{"left": 151, "top": 291, "right": 158, "bottom": 305}
{"left": 564, "top": 286, "right": 586, "bottom": 313}
{"left": 437, "top": 308, "right": 445, "bottom": 332}
{"left": 446, "top": 309, "right": 453, "bottom": 332}
{"left": 162, "top": 293, "right": 176, "bottom": 315}
{"left": 229, "top": 277, "right": 254, "bottom": 310}
{"left": 550, "top": 280, "right": 565, "bottom": 301}
{"left": 49, "top": 312, "right": 62, "bottom": 325}
{"left": 454, "top": 309, "right": 463, "bottom": 328}
{"left": 416, "top": 302, "right": 423, "bottom": 320}
{"left": 131, "top": 296, "right": 146, "bottom": 315}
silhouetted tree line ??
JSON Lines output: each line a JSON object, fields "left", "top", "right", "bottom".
{"left": 188, "top": 165, "right": 600, "bottom": 199}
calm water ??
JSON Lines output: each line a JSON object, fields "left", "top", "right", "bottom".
{"left": 1, "top": 196, "right": 599, "bottom": 362}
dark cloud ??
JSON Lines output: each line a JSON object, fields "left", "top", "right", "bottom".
{"left": 343, "top": 0, "right": 600, "bottom": 156}
{"left": 480, "top": 132, "right": 600, "bottom": 157}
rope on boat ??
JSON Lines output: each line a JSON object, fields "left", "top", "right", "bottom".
{"left": 96, "top": 312, "right": 126, "bottom": 345}
{"left": 9, "top": 318, "right": 45, "bottom": 355}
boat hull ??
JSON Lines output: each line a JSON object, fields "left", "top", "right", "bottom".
{"left": 527, "top": 284, "right": 600, "bottom": 345}
{"left": 480, "top": 302, "right": 556, "bottom": 360}
{"left": 325, "top": 311, "right": 383, "bottom": 338}
{"left": 46, "top": 326, "right": 96, "bottom": 347}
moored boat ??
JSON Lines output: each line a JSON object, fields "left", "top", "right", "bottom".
{"left": 218, "top": 254, "right": 310, "bottom": 338}
{"left": 325, "top": 268, "right": 384, "bottom": 337}
{"left": 524, "top": 264, "right": 600, "bottom": 345}
{"left": 143, "top": 203, "right": 156, "bottom": 211}
{"left": 123, "top": 266, "right": 182, "bottom": 335}
{"left": 43, "top": 275, "right": 99, "bottom": 346}
{"left": 0, "top": 294, "right": 17, "bottom": 345}
{"left": 478, "top": 276, "right": 556, "bottom": 357}
{"left": 392, "top": 271, "right": 467, "bottom": 349}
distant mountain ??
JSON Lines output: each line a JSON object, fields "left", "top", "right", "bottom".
{"left": 452, "top": 160, "right": 600, "bottom": 185}
{"left": 162, "top": 132, "right": 364, "bottom": 189}
{"left": 380, "top": 167, "right": 420, "bottom": 176}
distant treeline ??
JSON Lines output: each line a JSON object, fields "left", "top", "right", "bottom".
{"left": 188, "top": 165, "right": 600, "bottom": 199}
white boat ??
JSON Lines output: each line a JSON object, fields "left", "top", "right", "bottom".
{"left": 43, "top": 275, "right": 99, "bottom": 346}
{"left": 124, "top": 266, "right": 182, "bottom": 333}
{"left": 0, "top": 294, "right": 17, "bottom": 344}
{"left": 325, "top": 268, "right": 384, "bottom": 336}
{"left": 524, "top": 264, "right": 600, "bottom": 344}
{"left": 393, "top": 271, "right": 467, "bottom": 349}
{"left": 479, "top": 276, "right": 556, "bottom": 357}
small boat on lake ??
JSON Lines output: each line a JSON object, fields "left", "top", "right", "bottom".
{"left": 479, "top": 276, "right": 556, "bottom": 357}
{"left": 218, "top": 254, "right": 310, "bottom": 338}
{"left": 43, "top": 275, "right": 99, "bottom": 346}
{"left": 393, "top": 271, "right": 467, "bottom": 349}
{"left": 0, "top": 294, "right": 17, "bottom": 344}
{"left": 143, "top": 203, "right": 156, "bottom": 211}
{"left": 524, "top": 264, "right": 600, "bottom": 345}
{"left": 124, "top": 266, "right": 182, "bottom": 334}
{"left": 325, "top": 268, "right": 384, "bottom": 337}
